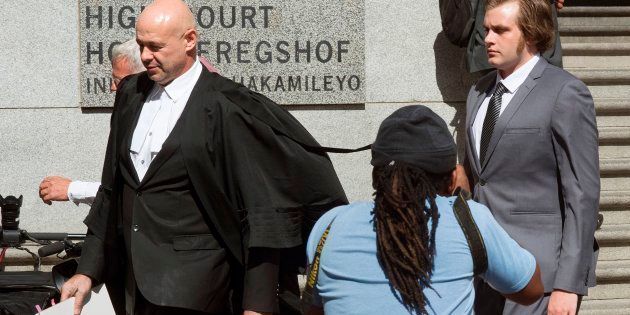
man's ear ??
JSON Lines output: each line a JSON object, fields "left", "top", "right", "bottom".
{"left": 183, "top": 29, "right": 197, "bottom": 52}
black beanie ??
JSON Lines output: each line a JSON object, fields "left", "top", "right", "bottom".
{"left": 371, "top": 105, "right": 457, "bottom": 174}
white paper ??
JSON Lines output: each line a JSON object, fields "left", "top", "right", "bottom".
{"left": 37, "top": 284, "right": 115, "bottom": 315}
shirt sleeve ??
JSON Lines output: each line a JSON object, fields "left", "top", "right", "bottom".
{"left": 471, "top": 202, "right": 536, "bottom": 294}
{"left": 67, "top": 181, "right": 101, "bottom": 206}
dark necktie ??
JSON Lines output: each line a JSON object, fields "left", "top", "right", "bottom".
{"left": 479, "top": 82, "right": 508, "bottom": 163}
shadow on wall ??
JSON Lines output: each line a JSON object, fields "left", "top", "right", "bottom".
{"left": 432, "top": 31, "right": 479, "bottom": 162}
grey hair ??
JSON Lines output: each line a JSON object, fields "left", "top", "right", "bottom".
{"left": 111, "top": 39, "right": 145, "bottom": 72}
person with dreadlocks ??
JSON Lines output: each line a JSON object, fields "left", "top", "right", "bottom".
{"left": 305, "top": 105, "right": 543, "bottom": 314}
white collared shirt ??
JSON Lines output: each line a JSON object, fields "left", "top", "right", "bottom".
{"left": 130, "top": 58, "right": 202, "bottom": 181}
{"left": 472, "top": 54, "right": 540, "bottom": 160}
{"left": 67, "top": 180, "right": 101, "bottom": 205}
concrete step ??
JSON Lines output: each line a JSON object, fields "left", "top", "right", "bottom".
{"left": 600, "top": 190, "right": 630, "bottom": 209}
{"left": 599, "top": 245, "right": 630, "bottom": 261}
{"left": 602, "top": 177, "right": 630, "bottom": 192}
{"left": 564, "top": 56, "right": 630, "bottom": 69}
{"left": 601, "top": 157, "right": 630, "bottom": 175}
{"left": 560, "top": 7, "right": 630, "bottom": 17}
{"left": 599, "top": 126, "right": 630, "bottom": 144}
{"left": 566, "top": 0, "right": 630, "bottom": 5}
{"left": 588, "top": 85, "right": 630, "bottom": 99}
{"left": 585, "top": 283, "right": 630, "bottom": 300}
{"left": 564, "top": 42, "right": 630, "bottom": 56}
{"left": 595, "top": 99, "right": 630, "bottom": 115}
{"left": 581, "top": 299, "right": 630, "bottom": 315}
{"left": 601, "top": 210, "right": 630, "bottom": 225}
{"left": 559, "top": 17, "right": 630, "bottom": 27}
{"left": 600, "top": 145, "right": 630, "bottom": 160}
{"left": 560, "top": 24, "right": 630, "bottom": 36}
{"left": 567, "top": 68, "right": 630, "bottom": 85}
{"left": 598, "top": 115, "right": 630, "bottom": 127}
{"left": 586, "top": 283, "right": 630, "bottom": 301}
{"left": 562, "top": 36, "right": 630, "bottom": 44}
{"left": 597, "top": 259, "right": 630, "bottom": 282}
{"left": 596, "top": 223, "right": 630, "bottom": 245}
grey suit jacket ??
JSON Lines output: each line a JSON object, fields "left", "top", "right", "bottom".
{"left": 464, "top": 58, "right": 600, "bottom": 295}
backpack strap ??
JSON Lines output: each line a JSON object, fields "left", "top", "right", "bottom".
{"left": 301, "top": 218, "right": 335, "bottom": 312}
{"left": 452, "top": 188, "right": 488, "bottom": 276}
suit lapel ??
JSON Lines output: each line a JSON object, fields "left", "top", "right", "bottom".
{"left": 120, "top": 75, "right": 154, "bottom": 185}
{"left": 481, "top": 59, "right": 547, "bottom": 172}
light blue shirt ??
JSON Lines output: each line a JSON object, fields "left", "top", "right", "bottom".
{"left": 306, "top": 196, "right": 535, "bottom": 315}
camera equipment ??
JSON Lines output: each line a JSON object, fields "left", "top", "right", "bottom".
{"left": 0, "top": 195, "right": 23, "bottom": 246}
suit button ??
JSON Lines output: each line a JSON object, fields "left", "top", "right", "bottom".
{"left": 132, "top": 224, "right": 140, "bottom": 232}
{"left": 479, "top": 179, "right": 486, "bottom": 186}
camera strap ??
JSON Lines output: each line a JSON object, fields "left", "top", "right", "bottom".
{"left": 452, "top": 188, "right": 488, "bottom": 276}
{"left": 301, "top": 217, "right": 336, "bottom": 312}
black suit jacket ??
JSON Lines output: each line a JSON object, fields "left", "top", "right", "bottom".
{"left": 78, "top": 68, "right": 348, "bottom": 312}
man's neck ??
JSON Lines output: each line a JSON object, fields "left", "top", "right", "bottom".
{"left": 499, "top": 56, "right": 532, "bottom": 79}
{"left": 498, "top": 48, "right": 538, "bottom": 79}
{"left": 158, "top": 57, "right": 197, "bottom": 87}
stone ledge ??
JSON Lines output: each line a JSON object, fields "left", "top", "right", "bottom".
{"left": 596, "top": 224, "right": 630, "bottom": 245}
{"left": 560, "top": 7, "right": 630, "bottom": 17}
{"left": 597, "top": 260, "right": 630, "bottom": 282}
{"left": 599, "top": 245, "right": 630, "bottom": 261}
{"left": 596, "top": 99, "right": 630, "bottom": 115}
{"left": 560, "top": 17, "right": 630, "bottom": 28}
{"left": 599, "top": 126, "right": 630, "bottom": 144}
{"left": 601, "top": 191, "right": 630, "bottom": 209}
{"left": 581, "top": 298, "right": 630, "bottom": 315}
{"left": 585, "top": 283, "right": 630, "bottom": 300}
{"left": 601, "top": 157, "right": 630, "bottom": 175}
{"left": 564, "top": 42, "right": 630, "bottom": 56}
{"left": 562, "top": 36, "right": 630, "bottom": 44}
{"left": 560, "top": 25, "right": 630, "bottom": 36}
{"left": 568, "top": 68, "right": 630, "bottom": 85}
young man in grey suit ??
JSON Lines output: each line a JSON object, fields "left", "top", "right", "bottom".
{"left": 463, "top": 0, "right": 600, "bottom": 314}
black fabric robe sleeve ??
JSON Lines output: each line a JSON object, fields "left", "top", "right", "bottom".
{"left": 242, "top": 248, "right": 280, "bottom": 313}
{"left": 209, "top": 85, "right": 348, "bottom": 249}
{"left": 200, "top": 75, "right": 349, "bottom": 311}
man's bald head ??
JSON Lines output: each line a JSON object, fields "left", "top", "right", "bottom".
{"left": 136, "top": 0, "right": 198, "bottom": 86}
{"left": 138, "top": 0, "right": 196, "bottom": 36}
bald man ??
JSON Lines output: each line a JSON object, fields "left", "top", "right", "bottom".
{"left": 61, "top": 1, "right": 347, "bottom": 315}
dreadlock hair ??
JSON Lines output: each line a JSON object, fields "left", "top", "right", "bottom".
{"left": 372, "top": 161, "right": 453, "bottom": 314}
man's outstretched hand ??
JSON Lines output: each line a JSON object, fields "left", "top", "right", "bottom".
{"left": 39, "top": 176, "right": 71, "bottom": 204}
{"left": 61, "top": 274, "right": 93, "bottom": 315}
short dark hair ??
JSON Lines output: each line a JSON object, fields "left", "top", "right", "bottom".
{"left": 486, "top": 0, "right": 555, "bottom": 52}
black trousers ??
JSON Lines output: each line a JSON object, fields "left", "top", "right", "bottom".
{"left": 132, "top": 287, "right": 216, "bottom": 315}
{"left": 125, "top": 265, "right": 218, "bottom": 315}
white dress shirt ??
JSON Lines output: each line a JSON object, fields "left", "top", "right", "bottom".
{"left": 67, "top": 180, "right": 101, "bottom": 205}
{"left": 472, "top": 54, "right": 540, "bottom": 160}
{"left": 130, "top": 58, "right": 202, "bottom": 181}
